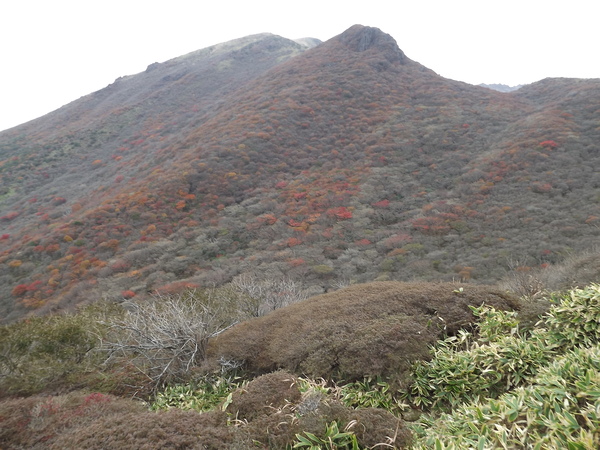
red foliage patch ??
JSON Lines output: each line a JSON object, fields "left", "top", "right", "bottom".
{"left": 155, "top": 281, "right": 200, "bottom": 295}
{"left": 539, "top": 140, "right": 558, "bottom": 148}
{"left": 11, "top": 284, "right": 28, "bottom": 297}
{"left": 121, "top": 290, "right": 136, "bottom": 299}
{"left": 326, "top": 206, "right": 353, "bottom": 220}
{"left": 286, "top": 237, "right": 302, "bottom": 247}
{"left": 110, "top": 259, "right": 131, "bottom": 273}
{"left": 0, "top": 211, "right": 20, "bottom": 221}
{"left": 372, "top": 199, "right": 390, "bottom": 208}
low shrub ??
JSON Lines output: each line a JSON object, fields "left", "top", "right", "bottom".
{"left": 408, "top": 284, "right": 600, "bottom": 448}
{"left": 293, "top": 420, "right": 361, "bottom": 449}
{"left": 337, "top": 376, "right": 409, "bottom": 417}
{"left": 408, "top": 328, "right": 553, "bottom": 409}
{"left": 407, "top": 305, "right": 548, "bottom": 409}
{"left": 150, "top": 375, "right": 242, "bottom": 412}
{"left": 100, "top": 289, "right": 239, "bottom": 391}
{"left": 228, "top": 371, "right": 412, "bottom": 449}
{"left": 53, "top": 408, "right": 233, "bottom": 449}
{"left": 411, "top": 345, "right": 600, "bottom": 449}
{"left": 347, "top": 408, "right": 412, "bottom": 449}
{"left": 0, "top": 301, "right": 122, "bottom": 397}
{"left": 207, "top": 281, "right": 519, "bottom": 387}
{"left": 0, "top": 391, "right": 145, "bottom": 448}
{"left": 544, "top": 284, "right": 600, "bottom": 348}
{"left": 499, "top": 248, "right": 600, "bottom": 299}
{"left": 226, "top": 370, "right": 301, "bottom": 421}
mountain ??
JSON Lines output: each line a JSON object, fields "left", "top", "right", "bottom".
{"left": 1, "top": 25, "right": 599, "bottom": 322}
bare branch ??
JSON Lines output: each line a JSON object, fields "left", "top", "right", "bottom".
{"left": 100, "top": 289, "right": 237, "bottom": 391}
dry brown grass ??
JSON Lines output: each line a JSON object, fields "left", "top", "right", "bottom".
{"left": 206, "top": 281, "right": 519, "bottom": 387}
{"left": 348, "top": 407, "right": 412, "bottom": 448}
{"left": 0, "top": 390, "right": 234, "bottom": 449}
{"left": 0, "top": 371, "right": 412, "bottom": 449}
{"left": 498, "top": 248, "right": 600, "bottom": 330}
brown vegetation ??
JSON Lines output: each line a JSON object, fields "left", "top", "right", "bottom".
{"left": 226, "top": 370, "right": 412, "bottom": 448}
{"left": 207, "top": 281, "right": 519, "bottom": 386}
{"left": 0, "top": 372, "right": 412, "bottom": 449}
{"left": 227, "top": 370, "right": 302, "bottom": 421}
{"left": 52, "top": 409, "right": 233, "bottom": 450}
{"left": 0, "top": 392, "right": 147, "bottom": 449}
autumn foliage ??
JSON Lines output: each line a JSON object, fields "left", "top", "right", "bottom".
{"left": 0, "top": 25, "right": 599, "bottom": 322}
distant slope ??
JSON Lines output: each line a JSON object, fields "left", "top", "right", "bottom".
{"left": 1, "top": 25, "right": 599, "bottom": 322}
{"left": 0, "top": 33, "right": 308, "bottom": 210}
{"left": 479, "top": 83, "right": 523, "bottom": 92}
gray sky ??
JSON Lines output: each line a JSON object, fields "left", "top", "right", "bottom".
{"left": 0, "top": 0, "right": 597, "bottom": 132}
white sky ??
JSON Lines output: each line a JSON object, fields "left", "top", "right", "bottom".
{"left": 0, "top": 0, "right": 597, "bottom": 132}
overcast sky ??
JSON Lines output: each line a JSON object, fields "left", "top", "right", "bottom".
{"left": 0, "top": 0, "right": 597, "bottom": 132}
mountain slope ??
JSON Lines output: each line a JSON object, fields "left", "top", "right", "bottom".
{"left": 1, "top": 25, "right": 599, "bottom": 322}
{"left": 0, "top": 32, "right": 312, "bottom": 209}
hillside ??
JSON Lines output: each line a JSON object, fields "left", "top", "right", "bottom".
{"left": 1, "top": 24, "right": 599, "bottom": 322}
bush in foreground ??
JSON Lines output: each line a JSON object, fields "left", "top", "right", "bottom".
{"left": 411, "top": 345, "right": 600, "bottom": 449}
{"left": 0, "top": 392, "right": 146, "bottom": 449}
{"left": 100, "top": 289, "right": 239, "bottom": 392}
{"left": 0, "top": 301, "right": 124, "bottom": 398}
{"left": 206, "top": 281, "right": 519, "bottom": 387}
{"left": 409, "top": 284, "right": 600, "bottom": 449}
{"left": 2, "top": 282, "right": 599, "bottom": 448}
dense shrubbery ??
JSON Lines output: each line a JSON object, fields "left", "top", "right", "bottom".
{"left": 101, "top": 290, "right": 239, "bottom": 391}
{"left": 2, "top": 24, "right": 600, "bottom": 448}
{"left": 0, "top": 301, "right": 124, "bottom": 397}
{"left": 409, "top": 284, "right": 600, "bottom": 448}
{"left": 206, "top": 281, "right": 519, "bottom": 385}
{"left": 411, "top": 346, "right": 600, "bottom": 449}
{"left": 1, "top": 281, "right": 599, "bottom": 448}
{"left": 0, "top": 276, "right": 308, "bottom": 398}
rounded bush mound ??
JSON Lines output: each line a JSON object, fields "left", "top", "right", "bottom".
{"left": 227, "top": 370, "right": 301, "bottom": 421}
{"left": 207, "top": 281, "right": 519, "bottom": 385}
{"left": 348, "top": 407, "right": 413, "bottom": 448}
{"left": 227, "top": 372, "right": 412, "bottom": 448}
{"left": 0, "top": 391, "right": 146, "bottom": 449}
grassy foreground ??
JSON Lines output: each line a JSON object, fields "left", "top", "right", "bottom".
{"left": 1, "top": 282, "right": 599, "bottom": 448}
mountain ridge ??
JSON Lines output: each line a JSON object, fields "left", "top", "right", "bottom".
{"left": 1, "top": 25, "right": 599, "bottom": 322}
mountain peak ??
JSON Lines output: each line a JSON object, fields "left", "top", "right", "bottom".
{"left": 337, "top": 24, "right": 407, "bottom": 64}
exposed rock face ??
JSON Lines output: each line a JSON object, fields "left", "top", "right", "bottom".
{"left": 338, "top": 24, "right": 407, "bottom": 64}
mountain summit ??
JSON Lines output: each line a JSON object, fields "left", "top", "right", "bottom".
{"left": 338, "top": 24, "right": 408, "bottom": 64}
{"left": 1, "top": 25, "right": 599, "bottom": 322}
